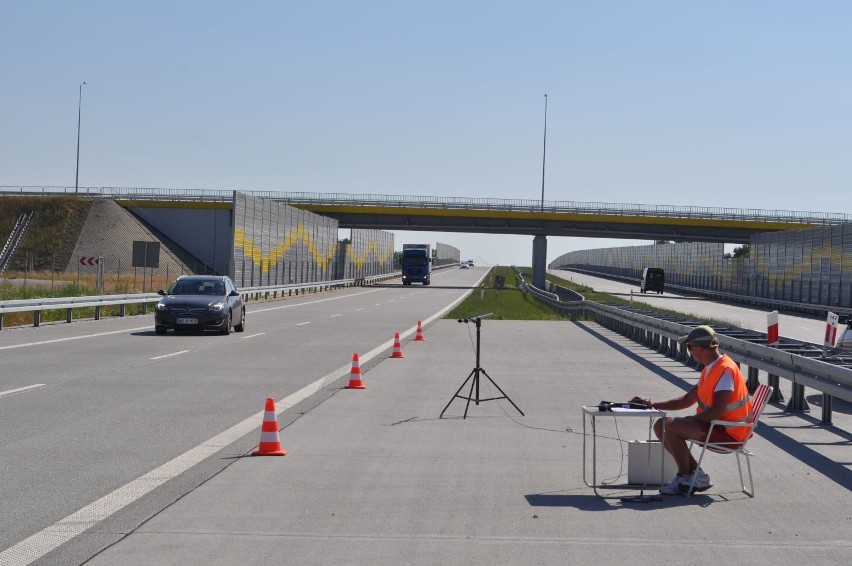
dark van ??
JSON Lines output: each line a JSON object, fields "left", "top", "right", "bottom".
{"left": 640, "top": 268, "right": 665, "bottom": 294}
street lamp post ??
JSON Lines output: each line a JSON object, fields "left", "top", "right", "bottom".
{"left": 75, "top": 81, "right": 87, "bottom": 196}
{"left": 540, "top": 93, "right": 548, "bottom": 211}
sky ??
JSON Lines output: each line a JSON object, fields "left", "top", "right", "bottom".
{"left": 2, "top": 1, "right": 850, "bottom": 266}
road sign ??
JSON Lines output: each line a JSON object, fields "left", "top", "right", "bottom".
{"left": 79, "top": 256, "right": 99, "bottom": 266}
{"left": 132, "top": 241, "right": 160, "bottom": 268}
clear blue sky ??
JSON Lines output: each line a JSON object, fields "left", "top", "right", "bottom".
{"left": 3, "top": 1, "right": 850, "bottom": 266}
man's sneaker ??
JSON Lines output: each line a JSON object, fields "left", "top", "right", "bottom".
{"left": 679, "top": 468, "right": 712, "bottom": 493}
{"left": 660, "top": 474, "right": 691, "bottom": 495}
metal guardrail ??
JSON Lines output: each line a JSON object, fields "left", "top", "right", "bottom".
{"left": 0, "top": 274, "right": 397, "bottom": 330}
{"left": 564, "top": 267, "right": 852, "bottom": 319}
{"left": 519, "top": 276, "right": 852, "bottom": 425}
{"left": 3, "top": 186, "right": 851, "bottom": 226}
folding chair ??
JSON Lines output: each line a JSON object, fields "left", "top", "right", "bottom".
{"left": 684, "top": 383, "right": 773, "bottom": 498}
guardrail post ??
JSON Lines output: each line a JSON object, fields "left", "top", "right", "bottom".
{"left": 94, "top": 306, "right": 101, "bottom": 320}
{"left": 747, "top": 366, "right": 760, "bottom": 394}
{"left": 768, "top": 373, "right": 784, "bottom": 402}
{"left": 142, "top": 302, "right": 148, "bottom": 315}
{"left": 785, "top": 382, "right": 811, "bottom": 413}
{"left": 34, "top": 311, "right": 41, "bottom": 327}
{"left": 0, "top": 313, "right": 4, "bottom": 330}
{"left": 821, "top": 394, "right": 833, "bottom": 425}
{"left": 66, "top": 308, "right": 72, "bottom": 323}
{"left": 120, "top": 304, "right": 126, "bottom": 317}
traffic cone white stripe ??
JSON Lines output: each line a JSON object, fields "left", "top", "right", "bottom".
{"left": 259, "top": 431, "right": 280, "bottom": 442}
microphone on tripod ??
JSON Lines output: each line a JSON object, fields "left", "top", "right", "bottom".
{"left": 458, "top": 313, "right": 493, "bottom": 324}
{"left": 441, "top": 312, "right": 523, "bottom": 419}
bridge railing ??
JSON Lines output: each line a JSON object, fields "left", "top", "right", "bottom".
{"left": 3, "top": 186, "right": 850, "bottom": 226}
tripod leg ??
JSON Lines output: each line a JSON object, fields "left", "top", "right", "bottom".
{"left": 480, "top": 369, "right": 524, "bottom": 416}
{"left": 440, "top": 368, "right": 476, "bottom": 418}
{"left": 463, "top": 369, "right": 480, "bottom": 419}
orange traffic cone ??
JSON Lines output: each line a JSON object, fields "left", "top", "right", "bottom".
{"left": 415, "top": 320, "right": 426, "bottom": 341}
{"left": 346, "top": 353, "right": 366, "bottom": 389}
{"left": 252, "top": 397, "right": 287, "bottom": 456}
{"left": 390, "top": 332, "right": 405, "bottom": 358}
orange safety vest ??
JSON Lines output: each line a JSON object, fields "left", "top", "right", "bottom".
{"left": 696, "top": 354, "right": 752, "bottom": 442}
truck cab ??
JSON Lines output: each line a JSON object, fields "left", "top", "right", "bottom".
{"left": 400, "top": 246, "right": 431, "bottom": 285}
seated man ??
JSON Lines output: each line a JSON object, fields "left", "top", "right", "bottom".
{"left": 631, "top": 325, "right": 752, "bottom": 495}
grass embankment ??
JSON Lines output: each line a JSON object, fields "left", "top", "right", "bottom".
{"left": 446, "top": 266, "right": 726, "bottom": 325}
{"left": 446, "top": 266, "right": 582, "bottom": 321}
{"left": 0, "top": 195, "right": 91, "bottom": 272}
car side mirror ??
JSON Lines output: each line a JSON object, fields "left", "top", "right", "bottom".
{"left": 157, "top": 289, "right": 166, "bottom": 296}
{"left": 229, "top": 290, "right": 240, "bottom": 297}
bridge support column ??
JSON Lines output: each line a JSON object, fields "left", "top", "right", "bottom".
{"left": 532, "top": 235, "right": 547, "bottom": 289}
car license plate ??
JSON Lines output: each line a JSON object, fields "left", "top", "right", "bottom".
{"left": 176, "top": 317, "right": 198, "bottom": 325}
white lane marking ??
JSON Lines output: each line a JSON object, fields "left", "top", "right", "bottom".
{"left": 0, "top": 333, "right": 393, "bottom": 565}
{"left": 356, "top": 308, "right": 364, "bottom": 311}
{"left": 1, "top": 288, "right": 384, "bottom": 352}
{"left": 0, "top": 384, "right": 45, "bottom": 398}
{"left": 295, "top": 321, "right": 311, "bottom": 326}
{"left": 0, "top": 282, "right": 473, "bottom": 565}
{"left": 0, "top": 326, "right": 151, "bottom": 351}
{"left": 252, "top": 288, "right": 382, "bottom": 313}
{"left": 241, "top": 333, "right": 265, "bottom": 339}
{"left": 329, "top": 314, "right": 341, "bottom": 318}
{"left": 149, "top": 350, "right": 190, "bottom": 361}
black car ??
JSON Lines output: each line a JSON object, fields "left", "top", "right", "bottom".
{"left": 154, "top": 275, "right": 245, "bottom": 335}
{"left": 640, "top": 267, "right": 665, "bottom": 294}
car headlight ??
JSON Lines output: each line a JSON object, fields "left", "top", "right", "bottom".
{"left": 209, "top": 302, "right": 225, "bottom": 312}
{"left": 156, "top": 302, "right": 168, "bottom": 311}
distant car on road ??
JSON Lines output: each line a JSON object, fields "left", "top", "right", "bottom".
{"left": 460, "top": 261, "right": 469, "bottom": 269}
{"left": 467, "top": 259, "right": 475, "bottom": 267}
{"left": 154, "top": 275, "right": 245, "bottom": 335}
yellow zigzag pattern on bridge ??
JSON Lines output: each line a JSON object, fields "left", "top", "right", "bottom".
{"left": 234, "top": 225, "right": 337, "bottom": 273}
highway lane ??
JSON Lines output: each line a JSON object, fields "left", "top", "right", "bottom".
{"left": 0, "top": 266, "right": 485, "bottom": 557}
{"left": 551, "top": 269, "right": 831, "bottom": 346}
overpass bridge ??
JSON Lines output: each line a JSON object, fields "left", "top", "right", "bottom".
{"left": 3, "top": 187, "right": 848, "bottom": 242}
{"left": 3, "top": 186, "right": 851, "bottom": 286}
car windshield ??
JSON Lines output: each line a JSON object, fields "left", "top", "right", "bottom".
{"left": 169, "top": 280, "right": 223, "bottom": 295}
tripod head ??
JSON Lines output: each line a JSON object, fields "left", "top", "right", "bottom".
{"left": 457, "top": 312, "right": 493, "bottom": 326}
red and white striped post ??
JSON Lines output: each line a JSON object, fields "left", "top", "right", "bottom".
{"left": 824, "top": 312, "right": 839, "bottom": 355}
{"left": 767, "top": 310, "right": 779, "bottom": 346}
